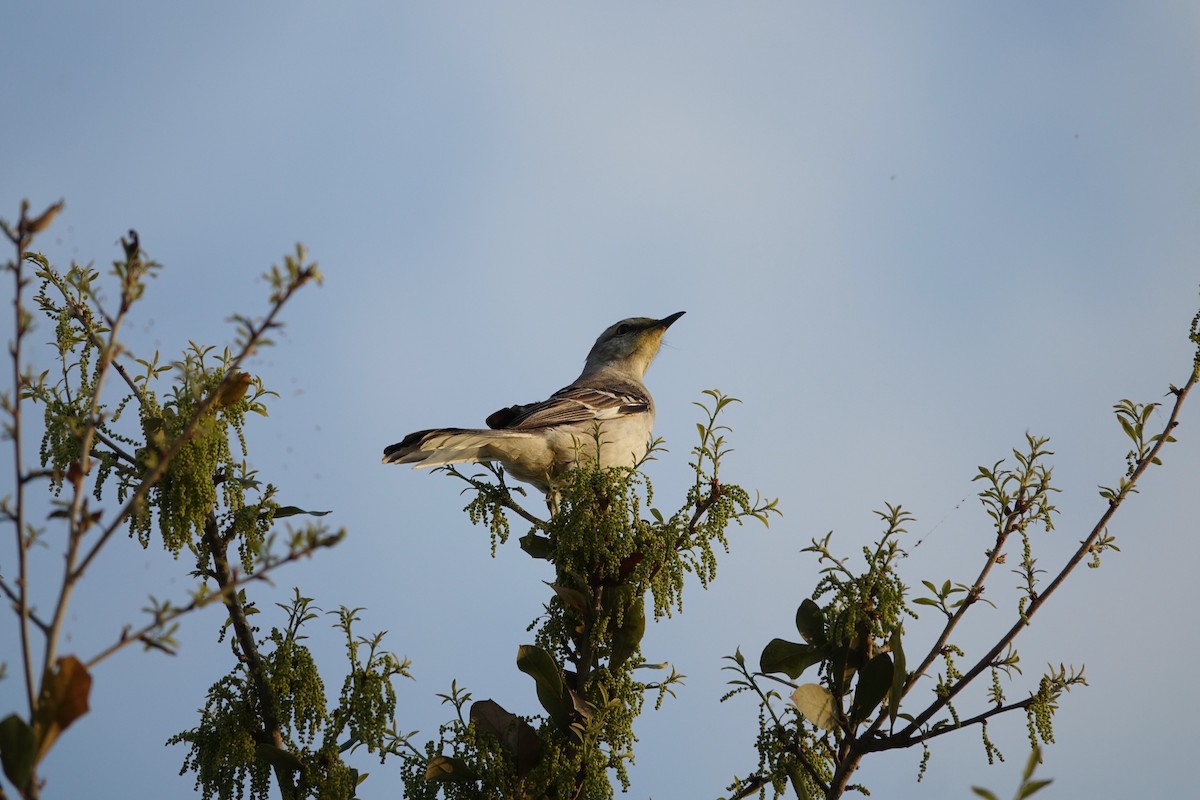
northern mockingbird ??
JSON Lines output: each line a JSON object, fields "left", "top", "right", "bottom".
{"left": 382, "top": 312, "right": 685, "bottom": 494}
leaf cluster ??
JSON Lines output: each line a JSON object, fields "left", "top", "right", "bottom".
{"left": 721, "top": 351, "right": 1198, "bottom": 800}
{"left": 169, "top": 591, "right": 414, "bottom": 800}
{"left": 408, "top": 390, "right": 777, "bottom": 799}
{"left": 2, "top": 203, "right": 400, "bottom": 800}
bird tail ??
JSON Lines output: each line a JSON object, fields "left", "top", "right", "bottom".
{"left": 381, "top": 427, "right": 539, "bottom": 469}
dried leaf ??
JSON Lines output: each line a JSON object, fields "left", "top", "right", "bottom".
{"left": 791, "top": 683, "right": 837, "bottom": 731}
{"left": 33, "top": 656, "right": 92, "bottom": 762}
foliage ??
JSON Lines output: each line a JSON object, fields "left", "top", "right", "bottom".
{"left": 0, "top": 201, "right": 410, "bottom": 800}
{"left": 169, "top": 593, "right": 415, "bottom": 800}
{"left": 403, "top": 390, "right": 778, "bottom": 799}
{"left": 4, "top": 197, "right": 1198, "bottom": 800}
{"left": 719, "top": 322, "right": 1200, "bottom": 798}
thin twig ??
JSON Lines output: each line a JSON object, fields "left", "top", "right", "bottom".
{"left": 902, "top": 696, "right": 1038, "bottom": 747}
{"left": 203, "top": 512, "right": 295, "bottom": 797}
{"left": 70, "top": 273, "right": 308, "bottom": 583}
{"left": 0, "top": 575, "right": 50, "bottom": 634}
{"left": 43, "top": 239, "right": 137, "bottom": 673}
{"left": 91, "top": 428, "right": 138, "bottom": 465}
{"left": 900, "top": 517, "right": 1013, "bottom": 702}
{"left": 6, "top": 212, "right": 38, "bottom": 717}
{"left": 40, "top": 268, "right": 146, "bottom": 403}
{"left": 84, "top": 531, "right": 340, "bottom": 669}
{"left": 676, "top": 480, "right": 721, "bottom": 550}
{"left": 897, "top": 367, "right": 1197, "bottom": 741}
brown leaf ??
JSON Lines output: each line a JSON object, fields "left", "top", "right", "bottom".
{"left": 469, "top": 699, "right": 543, "bottom": 778}
{"left": 33, "top": 656, "right": 92, "bottom": 762}
{"left": 21, "top": 200, "right": 65, "bottom": 235}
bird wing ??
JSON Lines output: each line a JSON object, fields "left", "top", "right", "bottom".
{"left": 486, "top": 385, "right": 650, "bottom": 430}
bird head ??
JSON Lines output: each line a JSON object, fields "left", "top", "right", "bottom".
{"left": 582, "top": 311, "right": 685, "bottom": 379}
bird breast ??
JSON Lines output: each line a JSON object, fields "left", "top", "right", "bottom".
{"left": 544, "top": 410, "right": 655, "bottom": 474}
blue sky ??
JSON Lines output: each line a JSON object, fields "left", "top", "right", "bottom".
{"left": 4, "top": 3, "right": 1200, "bottom": 798}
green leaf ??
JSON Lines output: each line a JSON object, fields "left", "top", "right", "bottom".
{"left": 1019, "top": 779, "right": 1054, "bottom": 799}
{"left": 850, "top": 652, "right": 893, "bottom": 724}
{"left": 887, "top": 628, "right": 906, "bottom": 722}
{"left": 25, "top": 252, "right": 51, "bottom": 269}
{"left": 546, "top": 582, "right": 588, "bottom": 614}
{"left": 519, "top": 533, "right": 553, "bottom": 560}
{"left": 829, "top": 640, "right": 851, "bottom": 695}
{"left": 608, "top": 592, "right": 646, "bottom": 671}
{"left": 790, "top": 684, "right": 837, "bottom": 731}
{"left": 272, "top": 506, "right": 332, "bottom": 519}
{"left": 0, "top": 714, "right": 36, "bottom": 792}
{"left": 759, "top": 638, "right": 822, "bottom": 679}
{"left": 785, "top": 761, "right": 811, "bottom": 800}
{"left": 794, "top": 599, "right": 826, "bottom": 645}
{"left": 516, "top": 645, "right": 569, "bottom": 727}
{"left": 970, "top": 789, "right": 999, "bottom": 800}
{"left": 1020, "top": 747, "right": 1046, "bottom": 789}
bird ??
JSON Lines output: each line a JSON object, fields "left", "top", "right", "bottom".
{"left": 382, "top": 312, "right": 685, "bottom": 494}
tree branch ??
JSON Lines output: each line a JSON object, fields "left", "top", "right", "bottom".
{"left": 70, "top": 269, "right": 310, "bottom": 583}
{"left": 91, "top": 428, "right": 138, "bottom": 466}
{"left": 0, "top": 575, "right": 50, "bottom": 635}
{"left": 83, "top": 530, "right": 340, "bottom": 670}
{"left": 906, "top": 696, "right": 1037, "bottom": 747}
{"left": 202, "top": 512, "right": 296, "bottom": 797}
{"left": 897, "top": 367, "right": 1197, "bottom": 741}
{"left": 6, "top": 206, "right": 42, "bottom": 718}
{"left": 43, "top": 235, "right": 139, "bottom": 673}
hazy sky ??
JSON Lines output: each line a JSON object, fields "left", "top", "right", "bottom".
{"left": 5, "top": 3, "right": 1200, "bottom": 799}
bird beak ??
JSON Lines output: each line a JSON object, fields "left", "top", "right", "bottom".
{"left": 656, "top": 311, "right": 686, "bottom": 329}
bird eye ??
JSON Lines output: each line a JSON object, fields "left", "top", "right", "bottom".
{"left": 615, "top": 324, "right": 631, "bottom": 336}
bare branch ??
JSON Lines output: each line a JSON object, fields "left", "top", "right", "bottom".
{"left": 6, "top": 201, "right": 48, "bottom": 718}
